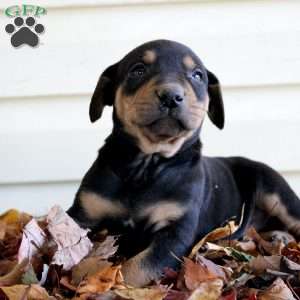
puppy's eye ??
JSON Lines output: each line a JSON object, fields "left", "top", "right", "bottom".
{"left": 192, "top": 69, "right": 203, "bottom": 82}
{"left": 129, "top": 63, "right": 146, "bottom": 78}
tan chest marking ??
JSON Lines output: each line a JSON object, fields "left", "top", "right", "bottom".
{"left": 140, "top": 201, "right": 186, "bottom": 232}
{"left": 79, "top": 191, "right": 126, "bottom": 219}
{"left": 260, "top": 193, "right": 300, "bottom": 235}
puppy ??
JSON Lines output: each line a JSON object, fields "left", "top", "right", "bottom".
{"left": 67, "top": 40, "right": 300, "bottom": 287}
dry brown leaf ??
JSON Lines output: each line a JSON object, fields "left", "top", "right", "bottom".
{"left": 1, "top": 284, "right": 50, "bottom": 300}
{"left": 77, "top": 264, "right": 123, "bottom": 295}
{"left": 261, "top": 231, "right": 295, "bottom": 245}
{"left": 0, "top": 210, "right": 31, "bottom": 228}
{"left": 72, "top": 258, "right": 112, "bottom": 285}
{"left": 0, "top": 210, "right": 32, "bottom": 243}
{"left": 0, "top": 259, "right": 28, "bottom": 286}
{"left": 247, "top": 228, "right": 282, "bottom": 255}
{"left": 90, "top": 236, "right": 118, "bottom": 260}
{"left": 114, "top": 286, "right": 168, "bottom": 300}
{"left": 187, "top": 278, "right": 223, "bottom": 300}
{"left": 183, "top": 257, "right": 227, "bottom": 291}
{"left": 189, "top": 221, "right": 238, "bottom": 258}
{"left": 0, "top": 284, "right": 28, "bottom": 300}
{"left": 249, "top": 255, "right": 281, "bottom": 274}
{"left": 258, "top": 277, "right": 296, "bottom": 300}
{"left": 0, "top": 260, "right": 17, "bottom": 277}
{"left": 26, "top": 284, "right": 50, "bottom": 299}
{"left": 0, "top": 210, "right": 21, "bottom": 224}
{"left": 282, "top": 244, "right": 300, "bottom": 264}
{"left": 60, "top": 276, "right": 77, "bottom": 291}
{"left": 236, "top": 240, "right": 257, "bottom": 253}
{"left": 47, "top": 205, "right": 93, "bottom": 270}
{"left": 0, "top": 221, "right": 6, "bottom": 240}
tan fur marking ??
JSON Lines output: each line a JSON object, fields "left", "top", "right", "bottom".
{"left": 185, "top": 81, "right": 209, "bottom": 129}
{"left": 143, "top": 50, "right": 156, "bottom": 64}
{"left": 141, "top": 201, "right": 186, "bottom": 231}
{"left": 80, "top": 191, "right": 125, "bottom": 219}
{"left": 121, "top": 247, "right": 159, "bottom": 287}
{"left": 261, "top": 194, "right": 300, "bottom": 235}
{"left": 183, "top": 55, "right": 196, "bottom": 69}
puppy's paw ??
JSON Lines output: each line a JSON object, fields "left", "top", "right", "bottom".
{"left": 121, "top": 249, "right": 160, "bottom": 287}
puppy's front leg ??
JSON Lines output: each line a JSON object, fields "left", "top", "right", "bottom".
{"left": 67, "top": 190, "right": 125, "bottom": 229}
{"left": 121, "top": 213, "right": 198, "bottom": 287}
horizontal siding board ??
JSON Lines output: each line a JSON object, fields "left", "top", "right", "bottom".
{"left": 0, "top": 85, "right": 299, "bottom": 184}
{"left": 1, "top": 1, "right": 300, "bottom": 98}
{"left": 0, "top": 181, "right": 78, "bottom": 215}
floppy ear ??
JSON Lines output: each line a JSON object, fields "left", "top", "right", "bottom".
{"left": 206, "top": 69, "right": 225, "bottom": 129}
{"left": 89, "top": 63, "right": 119, "bottom": 123}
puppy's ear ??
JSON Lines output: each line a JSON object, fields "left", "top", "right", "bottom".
{"left": 206, "top": 69, "right": 225, "bottom": 129}
{"left": 89, "top": 63, "right": 119, "bottom": 123}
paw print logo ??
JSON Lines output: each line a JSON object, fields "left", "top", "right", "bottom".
{"left": 5, "top": 17, "right": 45, "bottom": 48}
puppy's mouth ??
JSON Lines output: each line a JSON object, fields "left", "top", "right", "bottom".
{"left": 142, "top": 117, "right": 187, "bottom": 143}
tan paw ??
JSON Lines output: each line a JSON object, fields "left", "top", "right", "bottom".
{"left": 121, "top": 249, "right": 159, "bottom": 287}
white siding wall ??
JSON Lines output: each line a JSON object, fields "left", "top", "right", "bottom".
{"left": 0, "top": 0, "right": 299, "bottom": 215}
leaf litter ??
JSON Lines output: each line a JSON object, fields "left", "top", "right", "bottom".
{"left": 1, "top": 206, "right": 300, "bottom": 299}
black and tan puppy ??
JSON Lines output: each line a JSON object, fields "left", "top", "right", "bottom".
{"left": 68, "top": 40, "right": 300, "bottom": 286}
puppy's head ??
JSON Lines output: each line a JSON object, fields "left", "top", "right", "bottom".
{"left": 90, "top": 40, "right": 224, "bottom": 157}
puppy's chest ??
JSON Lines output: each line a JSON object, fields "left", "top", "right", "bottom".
{"left": 80, "top": 189, "right": 187, "bottom": 233}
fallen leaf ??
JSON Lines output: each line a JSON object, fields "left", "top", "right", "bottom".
{"left": 258, "top": 277, "right": 296, "bottom": 299}
{"left": 0, "top": 284, "right": 28, "bottom": 300}
{"left": 77, "top": 264, "right": 123, "bottom": 294}
{"left": 227, "top": 273, "right": 255, "bottom": 289}
{"left": 90, "top": 236, "right": 118, "bottom": 260}
{"left": 1, "top": 284, "right": 50, "bottom": 300}
{"left": 164, "top": 289, "right": 189, "bottom": 300}
{"left": 0, "top": 221, "right": 6, "bottom": 240}
{"left": 261, "top": 231, "right": 295, "bottom": 245}
{"left": 189, "top": 222, "right": 238, "bottom": 258}
{"left": 47, "top": 205, "right": 93, "bottom": 270}
{"left": 247, "top": 228, "right": 282, "bottom": 255}
{"left": 72, "top": 258, "right": 112, "bottom": 285}
{"left": 187, "top": 278, "right": 223, "bottom": 300}
{"left": 282, "top": 245, "right": 300, "bottom": 264}
{"left": 21, "top": 264, "right": 38, "bottom": 285}
{"left": 114, "top": 286, "right": 168, "bottom": 300}
{"left": 220, "top": 289, "right": 237, "bottom": 300}
{"left": 236, "top": 240, "right": 257, "bottom": 253}
{"left": 249, "top": 255, "right": 281, "bottom": 274}
{"left": 18, "top": 219, "right": 46, "bottom": 263}
{"left": 0, "top": 260, "right": 17, "bottom": 277}
{"left": 0, "top": 210, "right": 21, "bottom": 224}
{"left": 60, "top": 276, "right": 77, "bottom": 291}
{"left": 282, "top": 256, "right": 300, "bottom": 271}
{"left": 183, "top": 257, "right": 227, "bottom": 291}
{"left": 225, "top": 247, "right": 253, "bottom": 262}
{"left": 0, "top": 210, "right": 31, "bottom": 234}
{"left": 0, "top": 259, "right": 28, "bottom": 286}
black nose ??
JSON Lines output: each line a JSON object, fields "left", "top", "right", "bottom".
{"left": 157, "top": 89, "right": 184, "bottom": 109}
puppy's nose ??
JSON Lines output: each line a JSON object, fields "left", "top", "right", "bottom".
{"left": 157, "top": 89, "right": 184, "bottom": 109}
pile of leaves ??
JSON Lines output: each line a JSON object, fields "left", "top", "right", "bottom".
{"left": 1, "top": 206, "right": 300, "bottom": 299}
